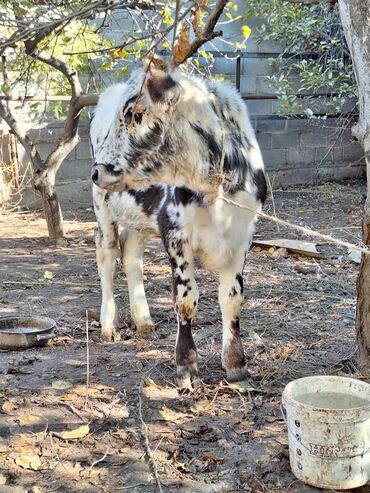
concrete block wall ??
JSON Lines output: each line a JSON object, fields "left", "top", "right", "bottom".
{"left": 18, "top": 114, "right": 365, "bottom": 211}
{"left": 253, "top": 117, "right": 364, "bottom": 187}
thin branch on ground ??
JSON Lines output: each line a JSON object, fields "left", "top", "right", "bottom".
{"left": 138, "top": 381, "right": 164, "bottom": 493}
{"left": 88, "top": 448, "right": 110, "bottom": 472}
{"left": 85, "top": 309, "right": 90, "bottom": 408}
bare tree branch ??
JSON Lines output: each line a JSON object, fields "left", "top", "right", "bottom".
{"left": 0, "top": 99, "right": 46, "bottom": 173}
{"left": 172, "top": 0, "right": 227, "bottom": 66}
{"left": 24, "top": 42, "right": 83, "bottom": 98}
{"left": 286, "top": 0, "right": 337, "bottom": 6}
{"left": 0, "top": 0, "right": 151, "bottom": 51}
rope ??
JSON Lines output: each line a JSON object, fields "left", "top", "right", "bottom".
{"left": 221, "top": 194, "right": 370, "bottom": 256}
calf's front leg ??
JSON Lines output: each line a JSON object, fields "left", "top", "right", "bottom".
{"left": 95, "top": 220, "right": 119, "bottom": 341}
{"left": 218, "top": 252, "right": 249, "bottom": 383}
{"left": 120, "top": 229, "right": 154, "bottom": 337}
{"left": 167, "top": 238, "right": 199, "bottom": 389}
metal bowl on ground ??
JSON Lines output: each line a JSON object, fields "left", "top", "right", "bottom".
{"left": 0, "top": 316, "right": 56, "bottom": 350}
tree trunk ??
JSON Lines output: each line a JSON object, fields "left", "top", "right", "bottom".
{"left": 357, "top": 207, "right": 370, "bottom": 362}
{"left": 0, "top": 100, "right": 65, "bottom": 242}
{"left": 338, "top": 0, "right": 370, "bottom": 365}
{"left": 33, "top": 169, "right": 65, "bottom": 243}
{"left": 355, "top": 134, "right": 370, "bottom": 364}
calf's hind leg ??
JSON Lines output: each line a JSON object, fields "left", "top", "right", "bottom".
{"left": 120, "top": 229, "right": 154, "bottom": 337}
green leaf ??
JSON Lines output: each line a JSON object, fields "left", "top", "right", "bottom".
{"left": 228, "top": 2, "right": 238, "bottom": 11}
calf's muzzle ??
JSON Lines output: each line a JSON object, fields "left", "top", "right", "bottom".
{"left": 91, "top": 163, "right": 123, "bottom": 190}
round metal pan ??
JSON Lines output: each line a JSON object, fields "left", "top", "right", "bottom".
{"left": 0, "top": 316, "right": 56, "bottom": 350}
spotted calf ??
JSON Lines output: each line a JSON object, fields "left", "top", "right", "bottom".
{"left": 90, "top": 59, "right": 267, "bottom": 387}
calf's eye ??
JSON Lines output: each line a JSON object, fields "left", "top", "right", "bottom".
{"left": 124, "top": 109, "right": 133, "bottom": 125}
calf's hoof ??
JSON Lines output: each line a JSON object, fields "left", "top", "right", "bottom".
{"left": 177, "top": 363, "right": 199, "bottom": 391}
{"left": 100, "top": 328, "right": 116, "bottom": 342}
{"left": 136, "top": 322, "right": 155, "bottom": 339}
{"left": 225, "top": 366, "right": 250, "bottom": 384}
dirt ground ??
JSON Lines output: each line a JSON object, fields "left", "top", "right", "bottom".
{"left": 0, "top": 180, "right": 369, "bottom": 493}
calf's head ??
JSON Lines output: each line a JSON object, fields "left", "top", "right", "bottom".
{"left": 90, "top": 59, "right": 184, "bottom": 191}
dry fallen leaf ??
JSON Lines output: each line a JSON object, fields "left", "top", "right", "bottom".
{"left": 228, "top": 381, "right": 255, "bottom": 394}
{"left": 2, "top": 400, "right": 16, "bottom": 414}
{"left": 274, "top": 434, "right": 289, "bottom": 446}
{"left": 18, "top": 414, "right": 44, "bottom": 426}
{"left": 56, "top": 424, "right": 90, "bottom": 440}
{"left": 52, "top": 460, "right": 83, "bottom": 479}
{"left": 154, "top": 405, "right": 188, "bottom": 423}
{"left": 173, "top": 27, "right": 191, "bottom": 66}
{"left": 200, "top": 454, "right": 224, "bottom": 464}
{"left": 14, "top": 447, "right": 41, "bottom": 470}
{"left": 52, "top": 380, "right": 72, "bottom": 390}
{"left": 30, "top": 487, "right": 42, "bottom": 493}
{"left": 61, "top": 383, "right": 112, "bottom": 402}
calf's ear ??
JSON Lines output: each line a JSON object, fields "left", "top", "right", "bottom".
{"left": 144, "top": 58, "right": 181, "bottom": 109}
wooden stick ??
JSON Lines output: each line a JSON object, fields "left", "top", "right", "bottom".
{"left": 85, "top": 310, "right": 90, "bottom": 408}
{"left": 138, "top": 381, "right": 164, "bottom": 492}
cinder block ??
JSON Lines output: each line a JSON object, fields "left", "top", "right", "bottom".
{"left": 300, "top": 129, "right": 336, "bottom": 147}
{"left": 255, "top": 132, "right": 271, "bottom": 150}
{"left": 58, "top": 159, "right": 92, "bottom": 181}
{"left": 256, "top": 76, "right": 276, "bottom": 95}
{"left": 342, "top": 143, "right": 365, "bottom": 162}
{"left": 244, "top": 58, "right": 273, "bottom": 76}
{"left": 262, "top": 149, "right": 288, "bottom": 169}
{"left": 212, "top": 57, "right": 238, "bottom": 76}
{"left": 37, "top": 142, "right": 54, "bottom": 160}
{"left": 246, "top": 37, "right": 286, "bottom": 54}
{"left": 20, "top": 179, "right": 93, "bottom": 210}
{"left": 315, "top": 146, "right": 344, "bottom": 165}
{"left": 271, "top": 132, "right": 300, "bottom": 149}
{"left": 76, "top": 140, "right": 92, "bottom": 160}
{"left": 256, "top": 118, "right": 287, "bottom": 133}
{"left": 239, "top": 76, "right": 257, "bottom": 96}
{"left": 286, "top": 119, "right": 310, "bottom": 132}
{"left": 287, "top": 148, "right": 315, "bottom": 166}
{"left": 246, "top": 99, "right": 272, "bottom": 116}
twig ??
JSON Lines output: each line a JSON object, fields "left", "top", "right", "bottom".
{"left": 138, "top": 381, "right": 164, "bottom": 493}
{"left": 49, "top": 431, "right": 69, "bottom": 472}
{"left": 88, "top": 447, "right": 109, "bottom": 472}
{"left": 62, "top": 402, "right": 88, "bottom": 424}
{"left": 266, "top": 174, "right": 280, "bottom": 233}
{"left": 221, "top": 194, "right": 370, "bottom": 255}
{"left": 85, "top": 309, "right": 90, "bottom": 407}
{"left": 117, "top": 484, "right": 149, "bottom": 491}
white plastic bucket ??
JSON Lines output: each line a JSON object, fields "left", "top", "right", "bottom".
{"left": 282, "top": 375, "right": 370, "bottom": 489}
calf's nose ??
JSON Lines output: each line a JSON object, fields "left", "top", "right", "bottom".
{"left": 91, "top": 168, "right": 99, "bottom": 184}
